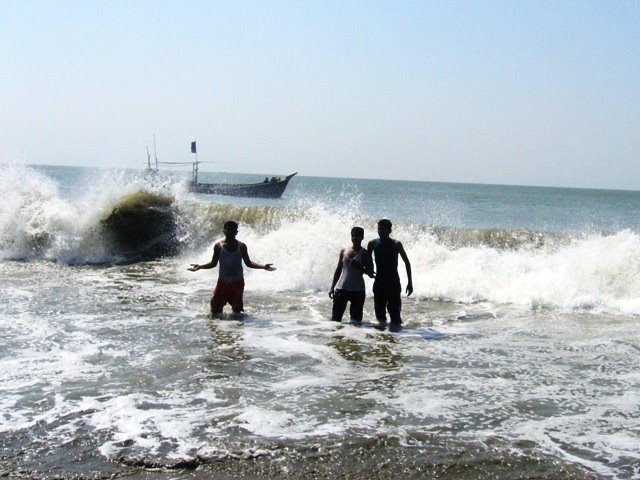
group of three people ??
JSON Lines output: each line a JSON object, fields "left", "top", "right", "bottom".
{"left": 189, "top": 219, "right": 413, "bottom": 330}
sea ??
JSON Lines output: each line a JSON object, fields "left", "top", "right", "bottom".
{"left": 1, "top": 163, "right": 639, "bottom": 479}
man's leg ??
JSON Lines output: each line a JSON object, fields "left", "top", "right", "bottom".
{"left": 348, "top": 291, "right": 366, "bottom": 324}
{"left": 373, "top": 284, "right": 388, "bottom": 329}
{"left": 229, "top": 278, "right": 245, "bottom": 314}
{"left": 210, "top": 282, "right": 226, "bottom": 318}
{"left": 331, "top": 289, "right": 348, "bottom": 322}
{"left": 387, "top": 286, "right": 402, "bottom": 331}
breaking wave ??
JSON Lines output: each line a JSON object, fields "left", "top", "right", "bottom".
{"left": 2, "top": 165, "right": 640, "bottom": 314}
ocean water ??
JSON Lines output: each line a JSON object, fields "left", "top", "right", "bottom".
{"left": 1, "top": 163, "right": 640, "bottom": 479}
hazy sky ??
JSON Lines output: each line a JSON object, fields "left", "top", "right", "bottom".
{"left": 2, "top": 1, "right": 639, "bottom": 189}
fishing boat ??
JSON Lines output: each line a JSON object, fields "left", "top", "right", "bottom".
{"left": 188, "top": 141, "right": 296, "bottom": 198}
{"left": 148, "top": 139, "right": 297, "bottom": 199}
{"left": 189, "top": 171, "right": 298, "bottom": 198}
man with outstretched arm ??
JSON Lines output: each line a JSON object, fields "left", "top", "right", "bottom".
{"left": 189, "top": 220, "right": 275, "bottom": 317}
{"left": 367, "top": 219, "right": 413, "bottom": 331}
{"left": 329, "top": 226, "right": 374, "bottom": 324}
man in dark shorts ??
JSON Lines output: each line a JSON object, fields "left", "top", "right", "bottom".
{"left": 329, "top": 226, "right": 374, "bottom": 323}
{"left": 367, "top": 219, "right": 413, "bottom": 331}
{"left": 188, "top": 221, "right": 276, "bottom": 317}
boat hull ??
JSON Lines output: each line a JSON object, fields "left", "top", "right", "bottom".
{"left": 189, "top": 173, "right": 297, "bottom": 198}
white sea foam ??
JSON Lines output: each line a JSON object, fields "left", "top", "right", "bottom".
{"left": 235, "top": 406, "right": 313, "bottom": 438}
{"left": 407, "top": 229, "right": 640, "bottom": 314}
{"left": 0, "top": 166, "right": 115, "bottom": 262}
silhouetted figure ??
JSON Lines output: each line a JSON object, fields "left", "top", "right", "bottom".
{"left": 367, "top": 219, "right": 412, "bottom": 331}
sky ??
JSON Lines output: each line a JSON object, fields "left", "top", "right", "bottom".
{"left": 1, "top": 0, "right": 639, "bottom": 190}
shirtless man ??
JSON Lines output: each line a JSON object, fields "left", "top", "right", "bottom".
{"left": 189, "top": 221, "right": 275, "bottom": 317}
{"left": 367, "top": 219, "right": 412, "bottom": 331}
{"left": 329, "top": 227, "right": 374, "bottom": 323}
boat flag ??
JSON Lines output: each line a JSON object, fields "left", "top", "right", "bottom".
{"left": 191, "top": 141, "right": 197, "bottom": 154}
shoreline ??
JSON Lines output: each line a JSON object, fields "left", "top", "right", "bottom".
{"left": 1, "top": 441, "right": 602, "bottom": 480}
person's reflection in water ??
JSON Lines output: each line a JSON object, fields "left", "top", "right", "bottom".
{"left": 204, "top": 319, "right": 250, "bottom": 381}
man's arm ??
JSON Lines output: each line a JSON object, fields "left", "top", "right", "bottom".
{"left": 240, "top": 242, "right": 276, "bottom": 271}
{"left": 367, "top": 239, "right": 375, "bottom": 255}
{"left": 397, "top": 241, "right": 413, "bottom": 296}
{"left": 189, "top": 242, "right": 221, "bottom": 271}
{"left": 366, "top": 240, "right": 376, "bottom": 278}
{"left": 329, "top": 250, "right": 344, "bottom": 298}
{"left": 361, "top": 249, "right": 375, "bottom": 278}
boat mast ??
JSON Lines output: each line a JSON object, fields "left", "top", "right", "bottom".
{"left": 146, "top": 146, "right": 151, "bottom": 170}
{"left": 153, "top": 134, "right": 159, "bottom": 171}
{"left": 191, "top": 141, "right": 198, "bottom": 184}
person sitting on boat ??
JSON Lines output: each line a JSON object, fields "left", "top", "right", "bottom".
{"left": 188, "top": 220, "right": 276, "bottom": 317}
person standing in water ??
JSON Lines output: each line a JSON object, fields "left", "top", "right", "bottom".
{"left": 329, "top": 227, "right": 374, "bottom": 324}
{"left": 189, "top": 221, "right": 276, "bottom": 317}
{"left": 367, "top": 219, "right": 413, "bottom": 331}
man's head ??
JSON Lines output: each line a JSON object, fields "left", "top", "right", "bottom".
{"left": 351, "top": 226, "right": 364, "bottom": 243}
{"left": 377, "top": 219, "right": 392, "bottom": 238}
{"left": 223, "top": 220, "right": 239, "bottom": 236}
